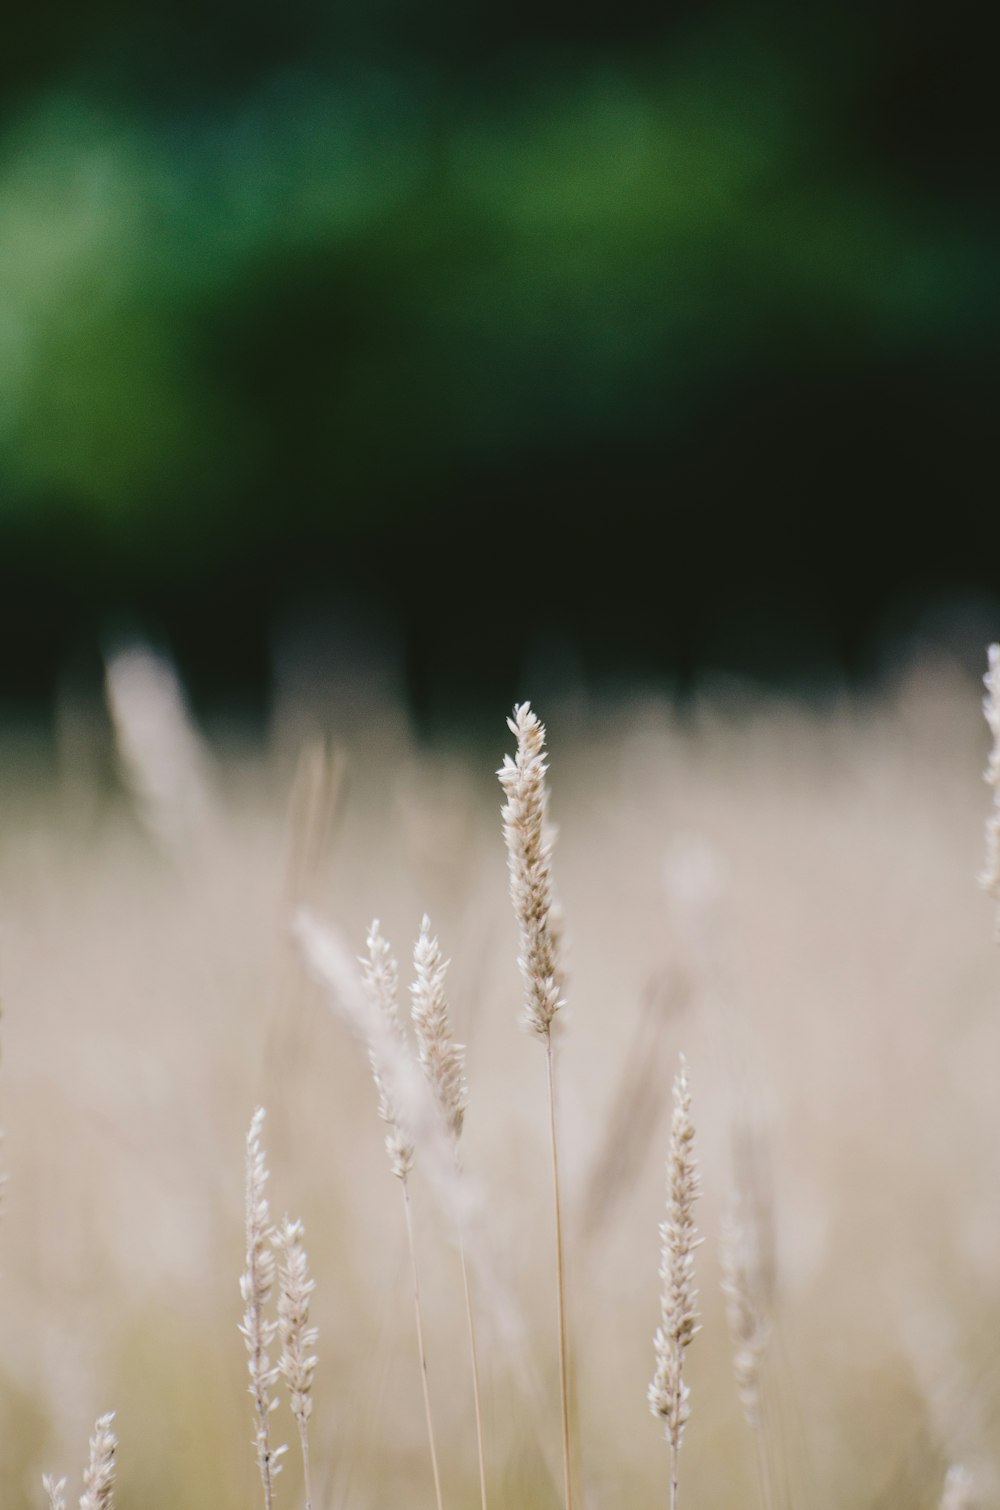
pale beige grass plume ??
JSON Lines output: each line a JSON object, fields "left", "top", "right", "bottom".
{"left": 410, "top": 915, "right": 489, "bottom": 1510}
{"left": 239, "top": 1110, "right": 318, "bottom": 1510}
{"left": 45, "top": 1413, "right": 117, "bottom": 1510}
{"left": 649, "top": 1057, "right": 700, "bottom": 1510}
{"left": 979, "top": 643, "right": 1000, "bottom": 936}
{"left": 240, "top": 1108, "right": 285, "bottom": 1510}
{"left": 361, "top": 919, "right": 445, "bottom": 1510}
{"left": 294, "top": 908, "right": 472, "bottom": 1233}
{"left": 42, "top": 1473, "right": 67, "bottom": 1510}
{"left": 498, "top": 701, "right": 574, "bottom": 1510}
{"left": 79, "top": 1413, "right": 117, "bottom": 1510}
{"left": 411, "top": 917, "right": 467, "bottom": 1143}
{"left": 498, "top": 704, "right": 565, "bottom": 1041}
{"left": 361, "top": 921, "right": 416, "bottom": 1183}
{"left": 274, "top": 1216, "right": 318, "bottom": 1510}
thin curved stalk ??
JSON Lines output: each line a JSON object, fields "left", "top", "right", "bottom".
{"left": 546, "top": 1036, "right": 574, "bottom": 1510}
{"left": 402, "top": 1181, "right": 445, "bottom": 1510}
{"left": 459, "top": 1235, "right": 489, "bottom": 1510}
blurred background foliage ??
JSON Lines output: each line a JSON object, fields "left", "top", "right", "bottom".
{"left": 1, "top": 0, "right": 997, "bottom": 713}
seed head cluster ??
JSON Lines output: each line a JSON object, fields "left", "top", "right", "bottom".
{"left": 240, "top": 1109, "right": 285, "bottom": 1505}
{"left": 498, "top": 702, "right": 565, "bottom": 1037}
{"left": 275, "top": 1216, "right": 318, "bottom": 1429}
{"left": 649, "top": 1059, "right": 701, "bottom": 1450}
{"left": 980, "top": 643, "right": 1000, "bottom": 937}
{"left": 411, "top": 915, "right": 467, "bottom": 1143}
{"left": 79, "top": 1414, "right": 117, "bottom": 1510}
{"left": 361, "top": 921, "right": 416, "bottom": 1179}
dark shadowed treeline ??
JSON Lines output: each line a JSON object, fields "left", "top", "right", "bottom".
{"left": 1, "top": 0, "right": 996, "bottom": 714}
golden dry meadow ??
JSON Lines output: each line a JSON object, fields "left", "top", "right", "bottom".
{"left": 2, "top": 647, "right": 999, "bottom": 1509}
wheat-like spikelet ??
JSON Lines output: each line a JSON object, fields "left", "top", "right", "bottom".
{"left": 941, "top": 1465, "right": 975, "bottom": 1510}
{"left": 275, "top": 1216, "right": 318, "bottom": 1510}
{"left": 497, "top": 703, "right": 565, "bottom": 1038}
{"left": 497, "top": 683, "right": 572, "bottom": 1408}
{"left": 361, "top": 921, "right": 416, "bottom": 1180}
{"left": 649, "top": 1058, "right": 701, "bottom": 1510}
{"left": 295, "top": 911, "right": 464, "bottom": 1221}
{"left": 42, "top": 1474, "right": 66, "bottom": 1510}
{"left": 275, "top": 1217, "right": 317, "bottom": 1424}
{"left": 499, "top": 702, "right": 574, "bottom": 1510}
{"left": 979, "top": 643, "right": 1000, "bottom": 936}
{"left": 359, "top": 921, "right": 444, "bottom": 1510}
{"left": 79, "top": 1413, "right": 117, "bottom": 1510}
{"left": 239, "top": 1108, "right": 285, "bottom": 1510}
{"left": 0, "top": 999, "right": 7, "bottom": 1228}
{"left": 410, "top": 915, "right": 489, "bottom": 1510}
{"left": 411, "top": 916, "right": 467, "bottom": 1142}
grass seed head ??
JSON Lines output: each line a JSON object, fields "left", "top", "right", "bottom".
{"left": 361, "top": 921, "right": 416, "bottom": 1180}
{"left": 239, "top": 1109, "right": 285, "bottom": 1504}
{"left": 979, "top": 644, "right": 1000, "bottom": 936}
{"left": 498, "top": 702, "right": 566, "bottom": 1037}
{"left": 411, "top": 915, "right": 467, "bottom": 1143}
{"left": 649, "top": 1057, "right": 701, "bottom": 1451}
{"left": 274, "top": 1216, "right": 318, "bottom": 1428}
{"left": 42, "top": 1476, "right": 67, "bottom": 1510}
{"left": 79, "top": 1414, "right": 116, "bottom": 1510}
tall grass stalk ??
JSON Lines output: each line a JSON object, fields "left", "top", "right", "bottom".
{"left": 498, "top": 702, "right": 573, "bottom": 1510}
{"left": 410, "top": 916, "right": 488, "bottom": 1510}
{"left": 649, "top": 1058, "right": 700, "bottom": 1510}
{"left": 402, "top": 1179, "right": 446, "bottom": 1510}
{"left": 545, "top": 1033, "right": 573, "bottom": 1510}
{"left": 362, "top": 921, "right": 445, "bottom": 1510}
{"left": 458, "top": 1234, "right": 489, "bottom": 1510}
{"left": 240, "top": 1109, "right": 285, "bottom": 1510}
{"left": 274, "top": 1216, "right": 318, "bottom": 1510}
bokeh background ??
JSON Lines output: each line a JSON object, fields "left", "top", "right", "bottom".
{"left": 2, "top": 0, "right": 998, "bottom": 719}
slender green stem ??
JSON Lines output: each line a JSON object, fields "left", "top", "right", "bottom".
{"left": 459, "top": 1234, "right": 489, "bottom": 1510}
{"left": 545, "top": 1034, "right": 574, "bottom": 1510}
{"left": 402, "top": 1180, "right": 445, "bottom": 1510}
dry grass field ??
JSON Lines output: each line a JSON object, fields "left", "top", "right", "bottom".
{"left": 2, "top": 646, "right": 999, "bottom": 1509}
